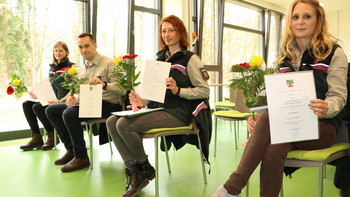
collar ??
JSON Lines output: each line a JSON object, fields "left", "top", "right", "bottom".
{"left": 85, "top": 53, "right": 101, "bottom": 67}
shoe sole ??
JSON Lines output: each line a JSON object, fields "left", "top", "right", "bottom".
{"left": 123, "top": 179, "right": 150, "bottom": 197}
{"left": 20, "top": 146, "right": 43, "bottom": 151}
{"left": 60, "top": 162, "right": 90, "bottom": 172}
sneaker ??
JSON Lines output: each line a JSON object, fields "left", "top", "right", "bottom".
{"left": 211, "top": 185, "right": 240, "bottom": 197}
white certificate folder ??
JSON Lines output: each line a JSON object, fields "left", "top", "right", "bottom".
{"left": 264, "top": 71, "right": 319, "bottom": 144}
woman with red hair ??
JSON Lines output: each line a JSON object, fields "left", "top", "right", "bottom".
{"left": 107, "top": 15, "right": 210, "bottom": 197}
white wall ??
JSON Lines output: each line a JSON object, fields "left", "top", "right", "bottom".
{"left": 328, "top": 10, "right": 350, "bottom": 59}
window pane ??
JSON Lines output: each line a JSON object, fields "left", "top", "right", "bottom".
{"left": 97, "top": 0, "right": 128, "bottom": 58}
{"left": 267, "top": 12, "right": 281, "bottom": 68}
{"left": 134, "top": 11, "right": 159, "bottom": 81}
{"left": 135, "top": 0, "right": 159, "bottom": 9}
{"left": 201, "top": 0, "right": 218, "bottom": 65}
{"left": 0, "top": 0, "right": 85, "bottom": 132}
{"left": 222, "top": 28, "right": 263, "bottom": 85}
{"left": 224, "top": 0, "right": 262, "bottom": 31}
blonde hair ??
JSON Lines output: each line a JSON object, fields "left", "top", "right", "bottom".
{"left": 276, "top": 0, "right": 336, "bottom": 65}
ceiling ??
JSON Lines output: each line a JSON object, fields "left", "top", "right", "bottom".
{"left": 260, "top": 0, "right": 350, "bottom": 12}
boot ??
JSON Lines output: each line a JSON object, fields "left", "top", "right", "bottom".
{"left": 20, "top": 133, "right": 44, "bottom": 151}
{"left": 60, "top": 154, "right": 90, "bottom": 172}
{"left": 42, "top": 131, "right": 60, "bottom": 150}
{"left": 123, "top": 165, "right": 149, "bottom": 197}
{"left": 54, "top": 149, "right": 74, "bottom": 165}
{"left": 125, "top": 167, "right": 132, "bottom": 191}
{"left": 137, "top": 160, "right": 155, "bottom": 181}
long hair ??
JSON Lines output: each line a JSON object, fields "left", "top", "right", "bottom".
{"left": 51, "top": 41, "right": 69, "bottom": 65}
{"left": 276, "top": 0, "right": 336, "bottom": 65}
{"left": 158, "top": 15, "right": 190, "bottom": 51}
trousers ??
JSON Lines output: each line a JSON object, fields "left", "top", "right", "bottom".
{"left": 106, "top": 111, "right": 185, "bottom": 167}
{"left": 224, "top": 110, "right": 336, "bottom": 197}
{"left": 22, "top": 100, "right": 54, "bottom": 134}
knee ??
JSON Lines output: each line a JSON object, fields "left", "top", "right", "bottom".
{"left": 62, "top": 107, "right": 77, "bottom": 121}
{"left": 106, "top": 115, "right": 118, "bottom": 130}
{"left": 32, "top": 103, "right": 43, "bottom": 113}
{"left": 116, "top": 117, "right": 131, "bottom": 134}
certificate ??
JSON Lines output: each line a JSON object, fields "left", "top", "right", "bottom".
{"left": 32, "top": 78, "right": 57, "bottom": 106}
{"left": 264, "top": 71, "right": 319, "bottom": 144}
{"left": 112, "top": 107, "right": 164, "bottom": 118}
{"left": 139, "top": 60, "right": 171, "bottom": 103}
{"left": 79, "top": 84, "right": 102, "bottom": 118}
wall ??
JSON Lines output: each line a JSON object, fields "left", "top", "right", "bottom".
{"left": 328, "top": 9, "right": 350, "bottom": 59}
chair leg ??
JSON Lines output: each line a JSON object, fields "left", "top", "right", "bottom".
{"left": 155, "top": 137, "right": 159, "bottom": 197}
{"left": 196, "top": 133, "right": 207, "bottom": 184}
{"left": 107, "top": 129, "right": 113, "bottom": 155}
{"left": 280, "top": 181, "right": 284, "bottom": 197}
{"left": 214, "top": 117, "right": 218, "bottom": 157}
{"left": 43, "top": 129, "right": 47, "bottom": 142}
{"left": 89, "top": 123, "right": 93, "bottom": 169}
{"left": 245, "top": 180, "right": 249, "bottom": 197}
{"left": 162, "top": 136, "right": 171, "bottom": 173}
{"left": 318, "top": 166, "right": 324, "bottom": 197}
{"left": 54, "top": 129, "right": 57, "bottom": 150}
{"left": 234, "top": 121, "right": 238, "bottom": 149}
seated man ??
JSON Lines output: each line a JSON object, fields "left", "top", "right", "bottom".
{"left": 46, "top": 33, "right": 126, "bottom": 172}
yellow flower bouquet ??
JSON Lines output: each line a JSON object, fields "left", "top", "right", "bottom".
{"left": 60, "top": 67, "right": 88, "bottom": 95}
{"left": 229, "top": 56, "right": 275, "bottom": 108}
{"left": 6, "top": 73, "right": 28, "bottom": 99}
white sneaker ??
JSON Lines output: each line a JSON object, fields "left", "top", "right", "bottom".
{"left": 211, "top": 185, "right": 240, "bottom": 197}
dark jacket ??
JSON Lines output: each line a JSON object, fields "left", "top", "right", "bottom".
{"left": 48, "top": 58, "right": 74, "bottom": 100}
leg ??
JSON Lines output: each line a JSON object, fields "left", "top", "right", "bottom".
{"left": 20, "top": 101, "right": 43, "bottom": 150}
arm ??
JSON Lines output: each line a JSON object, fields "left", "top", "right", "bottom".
{"left": 310, "top": 48, "right": 348, "bottom": 119}
{"left": 177, "top": 55, "right": 210, "bottom": 99}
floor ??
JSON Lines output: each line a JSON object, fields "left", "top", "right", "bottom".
{"left": 0, "top": 119, "right": 341, "bottom": 197}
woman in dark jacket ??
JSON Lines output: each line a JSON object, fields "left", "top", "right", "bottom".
{"left": 20, "top": 41, "right": 74, "bottom": 151}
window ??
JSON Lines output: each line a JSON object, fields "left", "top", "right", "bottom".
{"left": 0, "top": 0, "right": 86, "bottom": 132}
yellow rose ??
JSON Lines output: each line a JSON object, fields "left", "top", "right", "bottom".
{"left": 249, "top": 56, "right": 264, "bottom": 67}
{"left": 113, "top": 56, "right": 122, "bottom": 66}
{"left": 13, "top": 80, "right": 20, "bottom": 87}
{"left": 68, "top": 67, "right": 76, "bottom": 75}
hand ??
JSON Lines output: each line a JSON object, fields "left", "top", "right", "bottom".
{"left": 129, "top": 90, "right": 144, "bottom": 107}
{"left": 310, "top": 99, "right": 329, "bottom": 119}
{"left": 165, "top": 77, "right": 178, "bottom": 95}
{"left": 66, "top": 95, "right": 76, "bottom": 107}
{"left": 89, "top": 77, "right": 104, "bottom": 86}
{"left": 247, "top": 114, "right": 260, "bottom": 133}
{"left": 29, "top": 91, "right": 37, "bottom": 99}
{"left": 47, "top": 100, "right": 59, "bottom": 105}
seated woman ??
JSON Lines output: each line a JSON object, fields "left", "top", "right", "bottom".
{"left": 106, "top": 15, "right": 210, "bottom": 197}
{"left": 20, "top": 41, "right": 74, "bottom": 151}
{"left": 212, "top": 0, "right": 348, "bottom": 196}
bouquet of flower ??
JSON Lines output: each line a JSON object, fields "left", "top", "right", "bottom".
{"left": 112, "top": 54, "right": 140, "bottom": 91}
{"left": 60, "top": 67, "right": 88, "bottom": 95}
{"left": 6, "top": 73, "right": 28, "bottom": 99}
{"left": 229, "top": 56, "right": 275, "bottom": 108}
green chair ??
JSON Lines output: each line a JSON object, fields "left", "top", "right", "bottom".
{"left": 140, "top": 120, "right": 207, "bottom": 197}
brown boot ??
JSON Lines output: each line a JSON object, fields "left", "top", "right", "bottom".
{"left": 42, "top": 131, "right": 60, "bottom": 150}
{"left": 137, "top": 160, "right": 155, "bottom": 181}
{"left": 60, "top": 154, "right": 90, "bottom": 172}
{"left": 123, "top": 165, "right": 149, "bottom": 197}
{"left": 54, "top": 149, "right": 74, "bottom": 165}
{"left": 20, "top": 133, "right": 44, "bottom": 151}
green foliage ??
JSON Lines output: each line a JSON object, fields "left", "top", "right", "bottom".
{"left": 112, "top": 55, "right": 141, "bottom": 91}
{"left": 229, "top": 63, "right": 275, "bottom": 108}
{"left": 60, "top": 68, "right": 88, "bottom": 95}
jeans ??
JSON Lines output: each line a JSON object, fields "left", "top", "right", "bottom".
{"left": 106, "top": 111, "right": 185, "bottom": 167}
{"left": 224, "top": 110, "right": 336, "bottom": 197}
{"left": 22, "top": 100, "right": 54, "bottom": 134}
{"left": 45, "top": 100, "right": 121, "bottom": 158}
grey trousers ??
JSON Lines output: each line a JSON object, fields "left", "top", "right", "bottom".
{"left": 106, "top": 111, "right": 185, "bottom": 167}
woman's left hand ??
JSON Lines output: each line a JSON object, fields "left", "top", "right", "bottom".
{"left": 310, "top": 99, "right": 329, "bottom": 119}
{"left": 166, "top": 77, "right": 179, "bottom": 95}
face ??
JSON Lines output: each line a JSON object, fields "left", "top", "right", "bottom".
{"left": 78, "top": 36, "right": 97, "bottom": 61}
{"left": 291, "top": 3, "right": 317, "bottom": 42}
{"left": 161, "top": 22, "right": 180, "bottom": 49}
{"left": 54, "top": 45, "right": 68, "bottom": 63}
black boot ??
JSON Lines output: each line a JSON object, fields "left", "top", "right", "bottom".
{"left": 123, "top": 165, "right": 149, "bottom": 197}
{"left": 137, "top": 160, "right": 155, "bottom": 181}
{"left": 20, "top": 133, "right": 44, "bottom": 151}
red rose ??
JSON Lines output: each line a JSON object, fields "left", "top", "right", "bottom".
{"left": 123, "top": 54, "right": 138, "bottom": 59}
{"left": 62, "top": 67, "right": 71, "bottom": 71}
{"left": 7, "top": 86, "right": 14, "bottom": 95}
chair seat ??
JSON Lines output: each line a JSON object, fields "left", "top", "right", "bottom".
{"left": 212, "top": 110, "right": 251, "bottom": 118}
{"left": 144, "top": 124, "right": 193, "bottom": 134}
{"left": 287, "top": 143, "right": 350, "bottom": 162}
{"left": 214, "top": 101, "right": 235, "bottom": 108}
